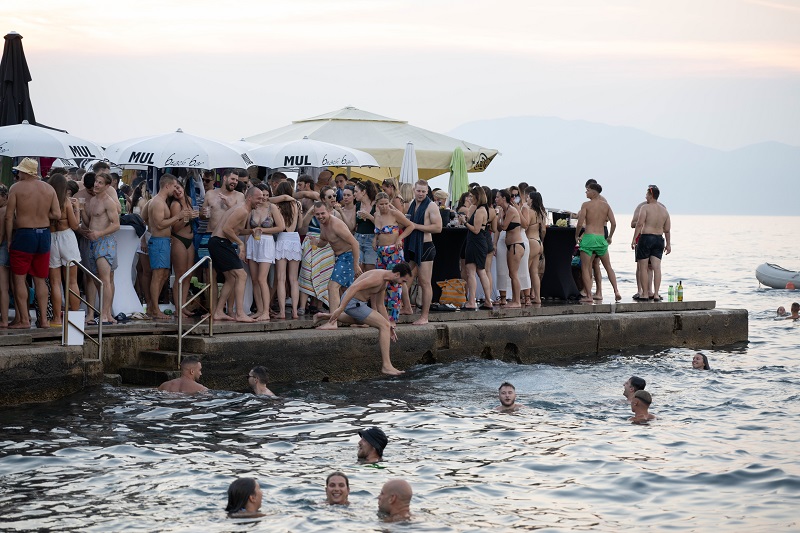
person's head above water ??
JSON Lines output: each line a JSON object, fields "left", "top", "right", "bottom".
{"left": 225, "top": 477, "right": 263, "bottom": 517}
{"left": 623, "top": 376, "right": 646, "bottom": 400}
{"left": 792, "top": 302, "right": 800, "bottom": 318}
{"left": 325, "top": 471, "right": 350, "bottom": 505}
{"left": 357, "top": 427, "right": 388, "bottom": 463}
{"left": 692, "top": 353, "right": 710, "bottom": 370}
{"left": 377, "top": 479, "right": 413, "bottom": 522}
{"left": 777, "top": 306, "right": 787, "bottom": 316}
{"left": 496, "top": 382, "right": 523, "bottom": 411}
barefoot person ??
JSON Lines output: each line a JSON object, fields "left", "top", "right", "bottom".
{"left": 169, "top": 179, "right": 199, "bottom": 316}
{"left": 147, "top": 174, "right": 181, "bottom": 319}
{"left": 405, "top": 180, "right": 442, "bottom": 325}
{"left": 4, "top": 158, "right": 60, "bottom": 328}
{"left": 158, "top": 355, "right": 208, "bottom": 393}
{"left": 575, "top": 183, "right": 621, "bottom": 303}
{"left": 631, "top": 185, "right": 671, "bottom": 301}
{"left": 83, "top": 173, "right": 120, "bottom": 325}
{"left": 209, "top": 186, "right": 264, "bottom": 323}
{"left": 315, "top": 263, "right": 413, "bottom": 376}
{"left": 311, "top": 201, "right": 361, "bottom": 314}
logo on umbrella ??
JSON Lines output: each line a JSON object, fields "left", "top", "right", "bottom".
{"left": 128, "top": 152, "right": 156, "bottom": 165}
{"left": 283, "top": 155, "right": 311, "bottom": 166}
{"left": 69, "top": 145, "right": 98, "bottom": 158}
{"left": 164, "top": 153, "right": 206, "bottom": 167}
{"left": 0, "top": 142, "right": 7, "bottom": 155}
{"left": 321, "top": 154, "right": 356, "bottom": 166}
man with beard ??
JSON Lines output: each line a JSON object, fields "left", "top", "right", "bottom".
{"left": 495, "top": 382, "right": 524, "bottom": 411}
{"left": 146, "top": 174, "right": 182, "bottom": 320}
{"left": 356, "top": 426, "right": 388, "bottom": 464}
{"left": 377, "top": 479, "right": 413, "bottom": 522}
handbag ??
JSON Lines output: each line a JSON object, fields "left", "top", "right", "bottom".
{"left": 437, "top": 278, "right": 467, "bottom": 306}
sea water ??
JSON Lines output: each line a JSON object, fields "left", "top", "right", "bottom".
{"left": 0, "top": 215, "right": 798, "bottom": 531}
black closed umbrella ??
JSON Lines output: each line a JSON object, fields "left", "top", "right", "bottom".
{"left": 0, "top": 31, "right": 35, "bottom": 127}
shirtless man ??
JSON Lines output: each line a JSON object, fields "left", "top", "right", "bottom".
{"left": 82, "top": 173, "right": 120, "bottom": 325}
{"left": 377, "top": 479, "right": 413, "bottom": 523}
{"left": 4, "top": 158, "right": 60, "bottom": 328}
{"left": 146, "top": 174, "right": 183, "bottom": 319}
{"left": 315, "top": 169, "right": 333, "bottom": 192}
{"left": 208, "top": 186, "right": 263, "bottom": 323}
{"left": 158, "top": 355, "right": 208, "bottom": 393}
{"left": 575, "top": 183, "right": 621, "bottom": 303}
{"left": 629, "top": 389, "right": 656, "bottom": 423}
{"left": 622, "top": 375, "right": 646, "bottom": 403}
{"left": 339, "top": 186, "right": 358, "bottom": 233}
{"left": 631, "top": 185, "right": 671, "bottom": 301}
{"left": 315, "top": 263, "right": 413, "bottom": 375}
{"left": 312, "top": 202, "right": 361, "bottom": 313}
{"left": 248, "top": 365, "right": 277, "bottom": 397}
{"left": 405, "top": 180, "right": 442, "bottom": 325}
{"left": 495, "top": 382, "right": 524, "bottom": 412}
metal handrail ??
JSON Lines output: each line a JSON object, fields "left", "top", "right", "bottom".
{"left": 62, "top": 259, "right": 103, "bottom": 362}
{"left": 176, "top": 256, "right": 214, "bottom": 368}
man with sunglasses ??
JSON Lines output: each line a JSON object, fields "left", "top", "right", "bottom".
{"left": 631, "top": 185, "right": 670, "bottom": 302}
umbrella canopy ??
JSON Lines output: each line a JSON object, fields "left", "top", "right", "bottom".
{"left": 105, "top": 129, "right": 253, "bottom": 169}
{"left": 0, "top": 32, "right": 35, "bottom": 127}
{"left": 0, "top": 120, "right": 104, "bottom": 159}
{"left": 448, "top": 147, "right": 469, "bottom": 203}
{"left": 399, "top": 142, "right": 418, "bottom": 185}
{"left": 244, "top": 106, "right": 498, "bottom": 182}
{"left": 247, "top": 136, "right": 378, "bottom": 169}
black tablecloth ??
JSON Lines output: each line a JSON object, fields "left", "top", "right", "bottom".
{"left": 431, "top": 227, "right": 467, "bottom": 302}
{"left": 541, "top": 227, "right": 581, "bottom": 300}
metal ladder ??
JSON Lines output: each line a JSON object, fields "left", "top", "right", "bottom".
{"left": 61, "top": 260, "right": 103, "bottom": 362}
{"left": 176, "top": 256, "right": 214, "bottom": 368}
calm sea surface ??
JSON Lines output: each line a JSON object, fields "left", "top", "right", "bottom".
{"left": 1, "top": 215, "right": 798, "bottom": 532}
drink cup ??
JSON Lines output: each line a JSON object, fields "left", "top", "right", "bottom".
{"left": 78, "top": 198, "right": 86, "bottom": 209}
{"left": 183, "top": 211, "right": 190, "bottom": 223}
{"left": 253, "top": 227, "right": 262, "bottom": 241}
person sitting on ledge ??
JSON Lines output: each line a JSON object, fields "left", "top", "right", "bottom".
{"left": 495, "top": 381, "right": 524, "bottom": 412}
{"left": 629, "top": 390, "right": 656, "bottom": 424}
{"left": 692, "top": 353, "right": 710, "bottom": 370}
{"left": 248, "top": 366, "right": 277, "bottom": 397}
{"left": 225, "top": 477, "right": 265, "bottom": 518}
{"left": 158, "top": 355, "right": 208, "bottom": 393}
{"left": 622, "top": 375, "right": 646, "bottom": 403}
{"left": 357, "top": 426, "right": 388, "bottom": 464}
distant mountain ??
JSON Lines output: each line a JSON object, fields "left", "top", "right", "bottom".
{"left": 447, "top": 117, "right": 799, "bottom": 215}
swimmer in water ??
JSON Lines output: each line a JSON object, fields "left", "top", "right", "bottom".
{"left": 325, "top": 471, "right": 350, "bottom": 505}
{"left": 791, "top": 302, "right": 799, "bottom": 320}
{"left": 622, "top": 375, "right": 646, "bottom": 403}
{"left": 157, "top": 355, "right": 208, "bottom": 393}
{"left": 629, "top": 390, "right": 656, "bottom": 424}
{"left": 495, "top": 382, "right": 524, "bottom": 412}
{"left": 377, "top": 479, "right": 413, "bottom": 523}
{"left": 357, "top": 426, "right": 388, "bottom": 464}
{"left": 692, "top": 353, "right": 710, "bottom": 370}
{"left": 248, "top": 366, "right": 277, "bottom": 397}
{"left": 225, "top": 477, "right": 265, "bottom": 518}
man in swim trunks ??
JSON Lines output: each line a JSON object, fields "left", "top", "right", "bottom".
{"left": 158, "top": 355, "right": 208, "bottom": 393}
{"left": 315, "top": 263, "right": 413, "bottom": 375}
{"left": 146, "top": 174, "right": 182, "bottom": 319}
{"left": 575, "top": 183, "right": 621, "bottom": 303}
{"left": 312, "top": 201, "right": 361, "bottom": 313}
{"left": 83, "top": 173, "right": 121, "bottom": 325}
{"left": 495, "top": 382, "right": 524, "bottom": 412}
{"left": 405, "top": 180, "right": 442, "bottom": 325}
{"left": 631, "top": 185, "right": 671, "bottom": 301}
{"left": 4, "top": 158, "right": 60, "bottom": 328}
{"left": 209, "top": 186, "right": 263, "bottom": 323}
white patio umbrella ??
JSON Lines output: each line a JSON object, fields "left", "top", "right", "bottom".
{"left": 399, "top": 141, "right": 418, "bottom": 185}
{"left": 0, "top": 120, "right": 103, "bottom": 159}
{"left": 230, "top": 138, "right": 261, "bottom": 152}
{"left": 246, "top": 136, "right": 378, "bottom": 169}
{"left": 245, "top": 107, "right": 498, "bottom": 182}
{"left": 105, "top": 128, "right": 253, "bottom": 169}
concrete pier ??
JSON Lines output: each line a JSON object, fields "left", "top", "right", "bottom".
{"left": 0, "top": 301, "right": 747, "bottom": 406}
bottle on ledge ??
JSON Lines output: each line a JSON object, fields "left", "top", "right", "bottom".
{"left": 668, "top": 285, "right": 674, "bottom": 302}
{"left": 118, "top": 192, "right": 127, "bottom": 215}
{"left": 677, "top": 280, "right": 684, "bottom": 302}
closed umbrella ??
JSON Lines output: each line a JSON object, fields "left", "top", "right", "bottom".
{"left": 448, "top": 147, "right": 469, "bottom": 203}
{"left": 399, "top": 141, "right": 418, "bottom": 185}
{"left": 0, "top": 120, "right": 104, "bottom": 159}
{"left": 247, "top": 136, "right": 378, "bottom": 169}
{"left": 0, "top": 32, "right": 35, "bottom": 127}
{"left": 105, "top": 129, "right": 253, "bottom": 169}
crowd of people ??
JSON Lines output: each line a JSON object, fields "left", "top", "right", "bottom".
{"left": 0, "top": 158, "right": 674, "bottom": 344}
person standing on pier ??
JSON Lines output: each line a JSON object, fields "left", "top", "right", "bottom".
{"left": 146, "top": 174, "right": 181, "bottom": 320}
{"left": 83, "top": 173, "right": 120, "bottom": 325}
{"left": 311, "top": 201, "right": 361, "bottom": 315}
{"left": 576, "top": 183, "right": 621, "bottom": 303}
{"left": 405, "top": 180, "right": 443, "bottom": 325}
{"left": 631, "top": 185, "right": 671, "bottom": 302}
{"left": 4, "top": 158, "right": 60, "bottom": 329}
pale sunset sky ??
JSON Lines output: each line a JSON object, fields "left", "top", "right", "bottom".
{"left": 6, "top": 0, "right": 800, "bottom": 149}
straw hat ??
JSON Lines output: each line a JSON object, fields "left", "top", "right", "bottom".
{"left": 12, "top": 157, "right": 39, "bottom": 176}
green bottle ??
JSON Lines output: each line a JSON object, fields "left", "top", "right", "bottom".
{"left": 677, "top": 281, "right": 684, "bottom": 302}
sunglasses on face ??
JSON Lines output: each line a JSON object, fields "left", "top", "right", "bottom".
{"left": 325, "top": 195, "right": 335, "bottom": 200}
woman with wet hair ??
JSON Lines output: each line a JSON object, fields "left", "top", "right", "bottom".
{"left": 226, "top": 477, "right": 264, "bottom": 518}
{"left": 692, "top": 353, "right": 710, "bottom": 370}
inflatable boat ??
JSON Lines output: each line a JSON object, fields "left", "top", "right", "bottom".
{"left": 756, "top": 263, "right": 800, "bottom": 289}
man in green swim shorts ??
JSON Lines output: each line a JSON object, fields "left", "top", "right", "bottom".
{"left": 576, "top": 183, "right": 621, "bottom": 303}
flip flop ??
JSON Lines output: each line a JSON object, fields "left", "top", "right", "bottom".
{"left": 652, "top": 295, "right": 662, "bottom": 302}
{"left": 479, "top": 305, "right": 494, "bottom": 311}
{"left": 632, "top": 295, "right": 647, "bottom": 301}
{"left": 460, "top": 305, "right": 479, "bottom": 311}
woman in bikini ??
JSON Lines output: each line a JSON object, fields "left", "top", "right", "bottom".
{"left": 245, "top": 183, "right": 285, "bottom": 321}
{"left": 482, "top": 186, "right": 496, "bottom": 303}
{"left": 462, "top": 186, "right": 493, "bottom": 311}
{"left": 169, "top": 180, "right": 198, "bottom": 317}
{"left": 496, "top": 189, "right": 525, "bottom": 308}
{"left": 381, "top": 178, "right": 405, "bottom": 212}
{"left": 273, "top": 181, "right": 302, "bottom": 319}
{"left": 354, "top": 180, "right": 377, "bottom": 272}
{"left": 47, "top": 174, "right": 82, "bottom": 325}
{"left": 372, "top": 192, "right": 415, "bottom": 323}
{"left": 526, "top": 190, "right": 547, "bottom": 305}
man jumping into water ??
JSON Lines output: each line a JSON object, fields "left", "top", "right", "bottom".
{"left": 315, "top": 263, "right": 413, "bottom": 376}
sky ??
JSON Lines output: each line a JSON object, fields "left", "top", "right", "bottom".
{"left": 6, "top": 0, "right": 800, "bottom": 152}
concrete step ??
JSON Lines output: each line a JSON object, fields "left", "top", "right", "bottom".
{"left": 118, "top": 366, "right": 180, "bottom": 387}
{"left": 0, "top": 333, "right": 33, "bottom": 347}
{"left": 139, "top": 349, "right": 180, "bottom": 369}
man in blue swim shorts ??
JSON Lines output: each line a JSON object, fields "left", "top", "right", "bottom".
{"left": 146, "top": 174, "right": 180, "bottom": 319}
{"left": 83, "top": 173, "right": 121, "bottom": 325}
{"left": 312, "top": 202, "right": 361, "bottom": 314}
{"left": 576, "top": 183, "right": 622, "bottom": 303}
{"left": 316, "top": 263, "right": 413, "bottom": 376}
